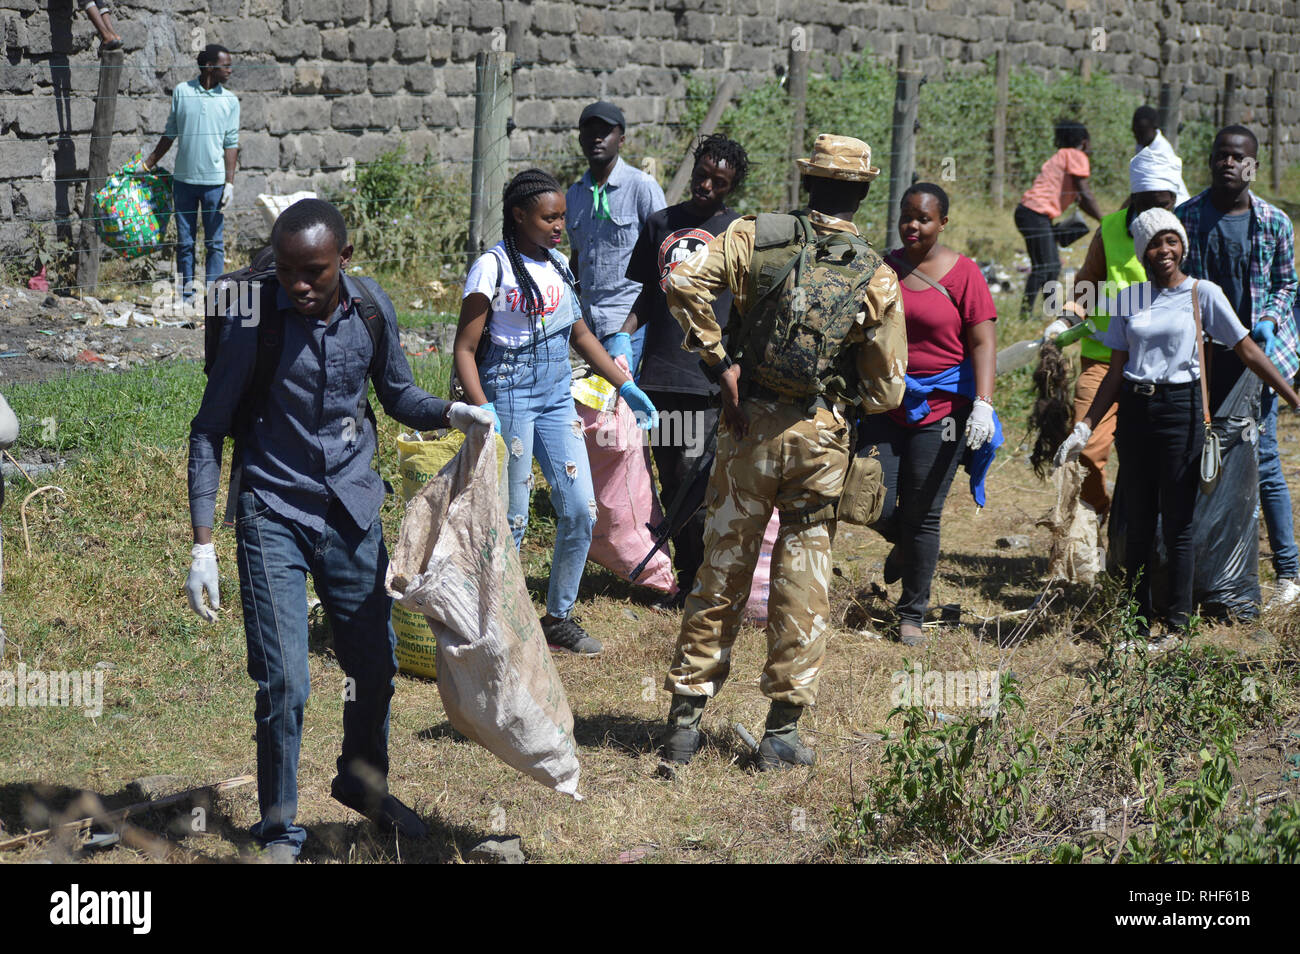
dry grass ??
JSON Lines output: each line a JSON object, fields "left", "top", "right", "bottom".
{"left": 4, "top": 354, "right": 1299, "bottom": 864}
{"left": 2, "top": 234, "right": 1298, "bottom": 861}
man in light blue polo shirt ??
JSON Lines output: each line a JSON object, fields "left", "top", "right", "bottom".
{"left": 144, "top": 44, "right": 240, "bottom": 302}
{"left": 566, "top": 101, "right": 666, "bottom": 375}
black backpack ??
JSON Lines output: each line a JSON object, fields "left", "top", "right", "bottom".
{"left": 204, "top": 247, "right": 389, "bottom": 524}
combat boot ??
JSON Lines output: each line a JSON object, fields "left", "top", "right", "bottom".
{"left": 661, "top": 693, "right": 706, "bottom": 764}
{"left": 756, "top": 701, "right": 816, "bottom": 771}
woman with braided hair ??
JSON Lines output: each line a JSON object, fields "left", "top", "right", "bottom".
{"left": 453, "top": 168, "right": 659, "bottom": 656}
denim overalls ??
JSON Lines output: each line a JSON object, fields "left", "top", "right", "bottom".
{"left": 478, "top": 267, "right": 597, "bottom": 621}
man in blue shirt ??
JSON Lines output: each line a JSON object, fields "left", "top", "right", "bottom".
{"left": 144, "top": 45, "right": 240, "bottom": 302}
{"left": 185, "top": 199, "right": 492, "bottom": 861}
{"left": 566, "top": 101, "right": 666, "bottom": 374}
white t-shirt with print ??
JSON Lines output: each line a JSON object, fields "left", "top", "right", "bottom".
{"left": 462, "top": 242, "right": 577, "bottom": 347}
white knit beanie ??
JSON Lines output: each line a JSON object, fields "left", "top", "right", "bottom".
{"left": 1130, "top": 207, "right": 1188, "bottom": 263}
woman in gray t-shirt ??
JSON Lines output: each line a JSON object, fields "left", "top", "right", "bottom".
{"left": 1056, "top": 208, "right": 1298, "bottom": 635}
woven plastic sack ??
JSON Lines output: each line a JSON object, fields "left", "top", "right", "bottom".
{"left": 1037, "top": 460, "right": 1102, "bottom": 585}
{"left": 386, "top": 426, "right": 581, "bottom": 797}
{"left": 575, "top": 363, "right": 676, "bottom": 594}
{"left": 391, "top": 429, "right": 508, "bottom": 679}
{"left": 92, "top": 152, "right": 172, "bottom": 259}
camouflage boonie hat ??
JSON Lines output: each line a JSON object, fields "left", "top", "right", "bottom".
{"left": 795, "top": 133, "right": 880, "bottom": 182}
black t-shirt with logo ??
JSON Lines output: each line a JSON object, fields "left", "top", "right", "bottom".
{"left": 625, "top": 203, "right": 739, "bottom": 395}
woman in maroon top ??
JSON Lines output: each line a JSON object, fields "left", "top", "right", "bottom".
{"left": 862, "top": 183, "right": 999, "bottom": 646}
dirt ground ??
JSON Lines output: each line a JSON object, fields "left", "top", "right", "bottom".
{"left": 0, "top": 285, "right": 202, "bottom": 386}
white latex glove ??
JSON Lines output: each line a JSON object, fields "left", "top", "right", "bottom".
{"left": 186, "top": 542, "right": 220, "bottom": 622}
{"left": 219, "top": 182, "right": 234, "bottom": 211}
{"left": 1043, "top": 318, "right": 1071, "bottom": 341}
{"left": 447, "top": 401, "right": 495, "bottom": 433}
{"left": 0, "top": 392, "right": 17, "bottom": 449}
{"left": 965, "top": 398, "right": 996, "bottom": 450}
{"left": 1054, "top": 421, "right": 1092, "bottom": 468}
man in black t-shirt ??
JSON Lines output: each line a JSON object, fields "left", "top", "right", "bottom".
{"left": 605, "top": 135, "right": 750, "bottom": 610}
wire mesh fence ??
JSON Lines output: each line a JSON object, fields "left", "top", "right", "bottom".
{"left": 0, "top": 41, "right": 1280, "bottom": 317}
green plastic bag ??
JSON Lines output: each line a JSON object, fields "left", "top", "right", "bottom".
{"left": 92, "top": 152, "right": 173, "bottom": 259}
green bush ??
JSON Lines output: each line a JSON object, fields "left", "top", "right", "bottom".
{"left": 330, "top": 145, "right": 470, "bottom": 276}
{"left": 681, "top": 52, "right": 1191, "bottom": 232}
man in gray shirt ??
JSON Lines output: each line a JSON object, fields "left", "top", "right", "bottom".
{"left": 566, "top": 101, "right": 666, "bottom": 374}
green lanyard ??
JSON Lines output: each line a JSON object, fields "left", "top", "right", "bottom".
{"left": 591, "top": 181, "right": 612, "bottom": 220}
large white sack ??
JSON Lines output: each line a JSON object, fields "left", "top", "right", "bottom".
{"left": 386, "top": 425, "right": 582, "bottom": 798}
{"left": 1037, "top": 459, "right": 1102, "bottom": 585}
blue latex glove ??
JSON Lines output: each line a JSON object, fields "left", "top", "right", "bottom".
{"left": 618, "top": 381, "right": 658, "bottom": 430}
{"left": 1252, "top": 320, "right": 1278, "bottom": 358}
{"left": 605, "top": 331, "right": 634, "bottom": 365}
{"left": 480, "top": 401, "right": 501, "bottom": 434}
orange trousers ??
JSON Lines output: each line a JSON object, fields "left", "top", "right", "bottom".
{"left": 1072, "top": 357, "right": 1118, "bottom": 516}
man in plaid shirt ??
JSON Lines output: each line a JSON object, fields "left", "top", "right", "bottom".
{"left": 1178, "top": 124, "right": 1300, "bottom": 609}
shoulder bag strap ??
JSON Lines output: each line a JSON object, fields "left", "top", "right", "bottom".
{"left": 886, "top": 251, "right": 955, "bottom": 304}
{"left": 1190, "top": 279, "right": 1212, "bottom": 426}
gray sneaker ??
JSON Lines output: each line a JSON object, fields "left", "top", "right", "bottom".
{"left": 542, "top": 616, "right": 603, "bottom": 656}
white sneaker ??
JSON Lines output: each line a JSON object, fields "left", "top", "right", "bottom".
{"left": 1265, "top": 578, "right": 1300, "bottom": 611}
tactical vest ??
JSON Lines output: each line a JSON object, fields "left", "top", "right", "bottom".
{"left": 729, "top": 211, "right": 883, "bottom": 404}
{"left": 1081, "top": 209, "right": 1149, "bottom": 362}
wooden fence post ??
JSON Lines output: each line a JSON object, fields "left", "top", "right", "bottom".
{"left": 1158, "top": 71, "right": 1182, "bottom": 151}
{"left": 75, "top": 47, "right": 124, "bottom": 297}
{"left": 1270, "top": 69, "right": 1283, "bottom": 194}
{"left": 786, "top": 41, "right": 809, "bottom": 209}
{"left": 886, "top": 42, "right": 921, "bottom": 249}
{"left": 467, "top": 50, "right": 514, "bottom": 265}
{"left": 991, "top": 49, "right": 1008, "bottom": 209}
{"left": 665, "top": 75, "right": 739, "bottom": 205}
{"left": 1221, "top": 71, "right": 1237, "bottom": 128}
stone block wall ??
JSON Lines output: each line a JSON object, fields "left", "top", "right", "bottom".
{"left": 1, "top": 0, "right": 1295, "bottom": 249}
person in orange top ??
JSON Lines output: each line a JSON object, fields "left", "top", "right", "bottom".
{"left": 1015, "top": 120, "right": 1104, "bottom": 314}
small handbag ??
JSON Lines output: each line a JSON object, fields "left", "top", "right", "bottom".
{"left": 1190, "top": 280, "right": 1222, "bottom": 495}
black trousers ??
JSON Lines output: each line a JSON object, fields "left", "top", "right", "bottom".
{"left": 644, "top": 389, "right": 720, "bottom": 593}
{"left": 1015, "top": 203, "right": 1061, "bottom": 315}
{"left": 1113, "top": 382, "right": 1205, "bottom": 631}
{"left": 861, "top": 405, "right": 970, "bottom": 625}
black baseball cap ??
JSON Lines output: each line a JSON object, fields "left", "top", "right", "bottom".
{"left": 578, "top": 101, "right": 625, "bottom": 130}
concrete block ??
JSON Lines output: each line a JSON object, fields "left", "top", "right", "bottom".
{"left": 395, "top": 25, "right": 428, "bottom": 60}
{"left": 406, "top": 64, "right": 437, "bottom": 92}
{"left": 370, "top": 62, "right": 406, "bottom": 93}
{"left": 351, "top": 27, "right": 396, "bottom": 62}
{"left": 321, "top": 27, "right": 349, "bottom": 59}
{"left": 238, "top": 130, "right": 280, "bottom": 169}
{"left": 321, "top": 63, "right": 368, "bottom": 94}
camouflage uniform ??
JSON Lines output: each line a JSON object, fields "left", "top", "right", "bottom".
{"left": 662, "top": 209, "right": 906, "bottom": 707}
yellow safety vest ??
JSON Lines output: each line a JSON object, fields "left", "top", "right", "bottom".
{"left": 1080, "top": 209, "right": 1149, "bottom": 362}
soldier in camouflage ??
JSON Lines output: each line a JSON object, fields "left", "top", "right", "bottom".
{"left": 659, "top": 134, "right": 907, "bottom": 770}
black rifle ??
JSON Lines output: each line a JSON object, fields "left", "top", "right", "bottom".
{"left": 631, "top": 420, "right": 719, "bottom": 583}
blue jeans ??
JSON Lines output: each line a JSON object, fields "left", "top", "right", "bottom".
{"left": 479, "top": 325, "right": 596, "bottom": 620}
{"left": 235, "top": 490, "right": 399, "bottom": 855}
{"left": 173, "top": 179, "right": 226, "bottom": 297}
{"left": 600, "top": 326, "right": 646, "bottom": 380}
{"left": 1258, "top": 388, "right": 1299, "bottom": 578}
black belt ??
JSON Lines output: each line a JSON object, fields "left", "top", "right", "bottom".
{"left": 1126, "top": 379, "right": 1196, "bottom": 396}
{"left": 743, "top": 381, "right": 832, "bottom": 411}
